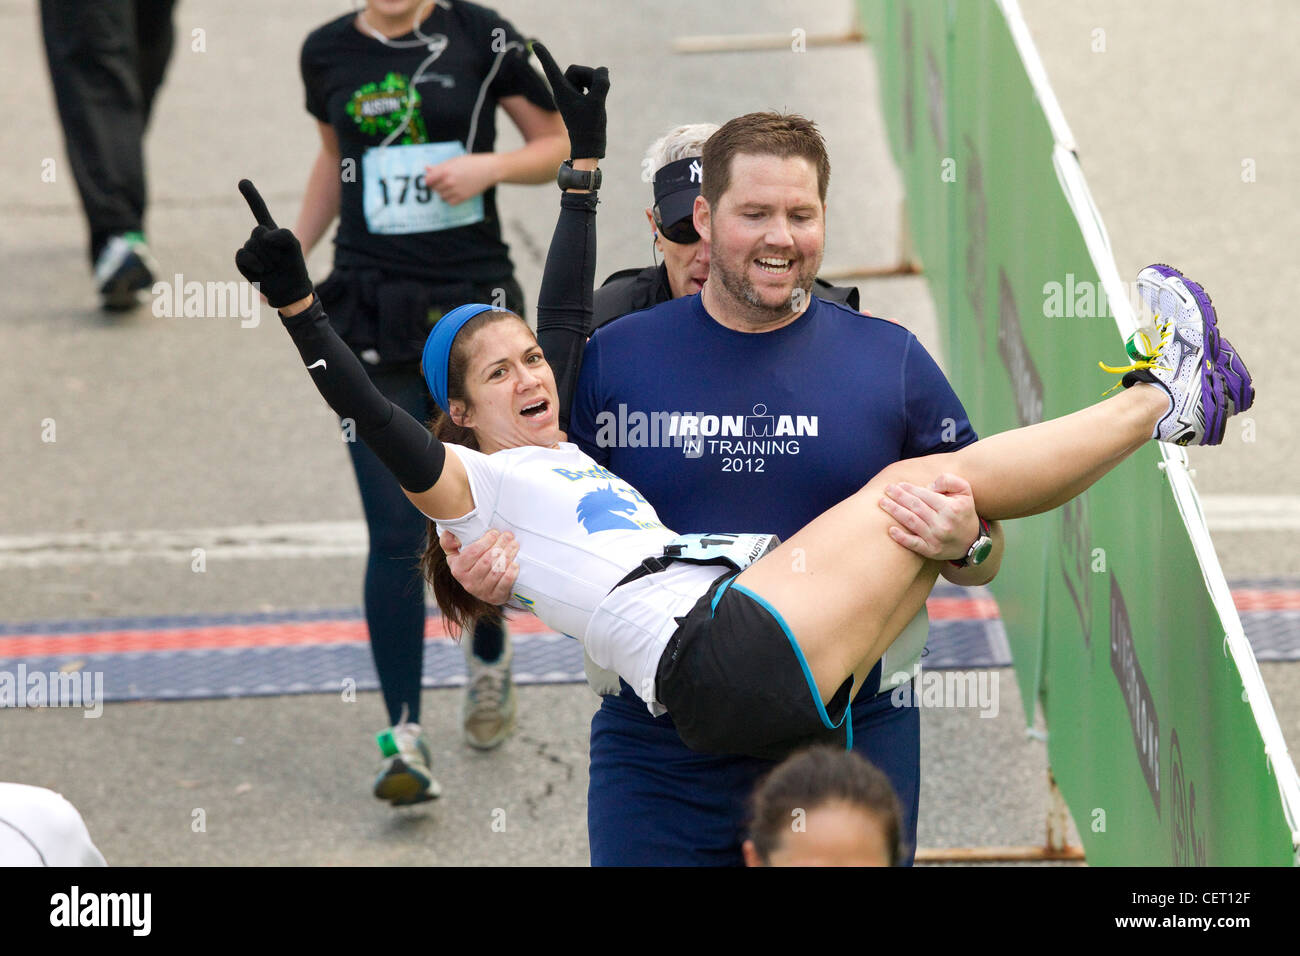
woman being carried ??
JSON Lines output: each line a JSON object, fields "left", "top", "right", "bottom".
{"left": 234, "top": 47, "right": 1254, "bottom": 761}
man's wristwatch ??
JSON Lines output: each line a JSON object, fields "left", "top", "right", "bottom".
{"left": 557, "top": 159, "right": 601, "bottom": 191}
{"left": 950, "top": 516, "right": 993, "bottom": 568}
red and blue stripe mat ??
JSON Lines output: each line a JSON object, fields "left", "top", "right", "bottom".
{"left": 1, "top": 582, "right": 1296, "bottom": 703}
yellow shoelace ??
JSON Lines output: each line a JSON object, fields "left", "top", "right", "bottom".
{"left": 1098, "top": 318, "right": 1171, "bottom": 395}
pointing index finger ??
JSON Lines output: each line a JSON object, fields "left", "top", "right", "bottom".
{"left": 238, "top": 179, "right": 277, "bottom": 229}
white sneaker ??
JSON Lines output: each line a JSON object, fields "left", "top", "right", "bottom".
{"left": 1099, "top": 264, "right": 1228, "bottom": 446}
{"left": 461, "top": 636, "right": 517, "bottom": 750}
{"left": 93, "top": 232, "right": 157, "bottom": 312}
{"left": 373, "top": 718, "right": 441, "bottom": 806}
{"left": 1139, "top": 262, "right": 1254, "bottom": 416}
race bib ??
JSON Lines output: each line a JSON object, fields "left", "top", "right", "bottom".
{"left": 362, "top": 141, "right": 485, "bottom": 235}
{"left": 662, "top": 532, "right": 781, "bottom": 571}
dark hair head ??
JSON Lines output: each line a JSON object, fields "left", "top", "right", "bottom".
{"left": 418, "top": 309, "right": 529, "bottom": 635}
{"left": 700, "top": 112, "right": 830, "bottom": 208}
{"left": 747, "top": 745, "right": 903, "bottom": 865}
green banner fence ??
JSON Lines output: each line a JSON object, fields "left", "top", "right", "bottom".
{"left": 857, "top": 0, "right": 1299, "bottom": 865}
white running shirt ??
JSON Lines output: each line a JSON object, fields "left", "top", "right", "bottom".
{"left": 431, "top": 443, "right": 726, "bottom": 713}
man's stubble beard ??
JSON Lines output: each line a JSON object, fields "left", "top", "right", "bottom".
{"left": 710, "top": 239, "right": 822, "bottom": 327}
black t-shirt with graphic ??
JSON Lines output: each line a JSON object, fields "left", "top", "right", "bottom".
{"left": 300, "top": 3, "right": 556, "bottom": 283}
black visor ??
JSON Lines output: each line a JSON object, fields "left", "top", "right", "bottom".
{"left": 652, "top": 156, "right": 703, "bottom": 244}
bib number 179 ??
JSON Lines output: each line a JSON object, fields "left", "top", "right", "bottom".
{"left": 362, "top": 141, "right": 485, "bottom": 235}
{"left": 376, "top": 174, "right": 432, "bottom": 207}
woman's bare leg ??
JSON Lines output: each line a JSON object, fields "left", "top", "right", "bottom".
{"left": 847, "top": 565, "right": 942, "bottom": 699}
{"left": 996, "top": 454, "right": 1126, "bottom": 520}
{"left": 947, "top": 386, "right": 1165, "bottom": 520}
{"left": 731, "top": 384, "right": 1169, "bottom": 703}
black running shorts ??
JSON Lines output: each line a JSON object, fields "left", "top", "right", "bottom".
{"left": 654, "top": 571, "right": 854, "bottom": 761}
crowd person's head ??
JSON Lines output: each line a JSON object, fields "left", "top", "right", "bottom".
{"left": 644, "top": 123, "right": 718, "bottom": 298}
{"left": 742, "top": 746, "right": 903, "bottom": 867}
{"left": 695, "top": 112, "right": 831, "bottom": 328}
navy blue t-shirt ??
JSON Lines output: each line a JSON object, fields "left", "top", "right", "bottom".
{"left": 569, "top": 294, "right": 978, "bottom": 540}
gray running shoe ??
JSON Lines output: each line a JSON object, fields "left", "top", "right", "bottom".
{"left": 461, "top": 638, "right": 517, "bottom": 750}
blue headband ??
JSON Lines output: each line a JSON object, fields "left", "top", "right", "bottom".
{"left": 422, "top": 303, "right": 499, "bottom": 414}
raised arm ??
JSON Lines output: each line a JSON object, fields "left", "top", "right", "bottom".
{"left": 233, "top": 180, "right": 472, "bottom": 521}
{"left": 530, "top": 43, "right": 609, "bottom": 431}
{"left": 537, "top": 188, "right": 598, "bottom": 431}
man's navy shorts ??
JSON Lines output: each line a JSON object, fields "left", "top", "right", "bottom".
{"left": 588, "top": 674, "right": 920, "bottom": 866}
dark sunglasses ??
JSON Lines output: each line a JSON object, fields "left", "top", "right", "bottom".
{"left": 653, "top": 207, "right": 700, "bottom": 245}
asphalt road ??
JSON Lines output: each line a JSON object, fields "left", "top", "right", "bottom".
{"left": 1, "top": 0, "right": 1294, "bottom": 866}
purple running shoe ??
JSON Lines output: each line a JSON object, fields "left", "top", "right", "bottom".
{"left": 1141, "top": 263, "right": 1254, "bottom": 415}
{"left": 1097, "top": 264, "right": 1228, "bottom": 445}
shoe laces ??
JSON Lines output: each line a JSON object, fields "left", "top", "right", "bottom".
{"left": 466, "top": 663, "right": 508, "bottom": 713}
{"left": 1097, "top": 317, "right": 1172, "bottom": 395}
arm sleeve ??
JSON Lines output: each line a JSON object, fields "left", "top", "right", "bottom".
{"left": 281, "top": 298, "right": 447, "bottom": 493}
{"left": 536, "top": 190, "right": 599, "bottom": 432}
{"left": 900, "top": 334, "right": 980, "bottom": 456}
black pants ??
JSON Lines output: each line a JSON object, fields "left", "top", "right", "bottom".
{"left": 39, "top": 0, "right": 177, "bottom": 263}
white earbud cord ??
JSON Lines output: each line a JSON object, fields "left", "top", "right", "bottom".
{"left": 351, "top": 0, "right": 521, "bottom": 156}
{"left": 354, "top": 0, "right": 448, "bottom": 47}
{"left": 464, "top": 40, "right": 524, "bottom": 155}
{"left": 353, "top": 1, "right": 448, "bottom": 147}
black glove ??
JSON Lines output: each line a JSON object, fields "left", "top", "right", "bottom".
{"left": 530, "top": 41, "right": 609, "bottom": 160}
{"left": 234, "top": 179, "right": 313, "bottom": 310}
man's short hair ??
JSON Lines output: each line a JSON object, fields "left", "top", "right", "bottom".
{"left": 645, "top": 123, "right": 720, "bottom": 178}
{"left": 700, "top": 112, "right": 830, "bottom": 207}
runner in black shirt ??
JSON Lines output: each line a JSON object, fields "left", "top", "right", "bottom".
{"left": 290, "top": 0, "right": 567, "bottom": 806}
